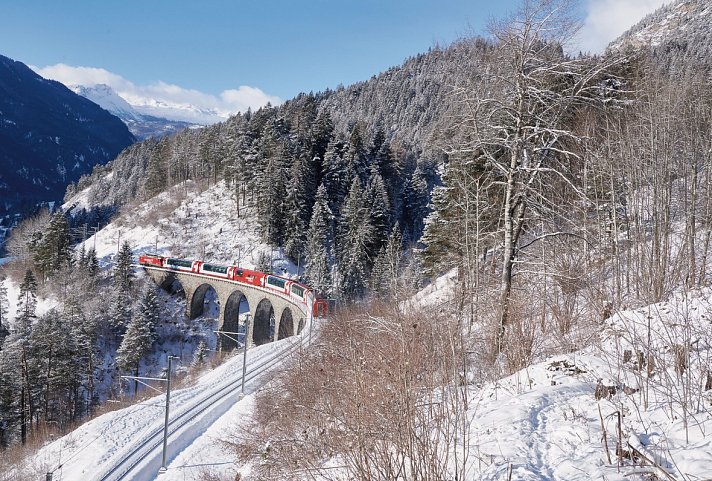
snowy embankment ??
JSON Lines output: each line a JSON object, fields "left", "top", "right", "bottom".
{"left": 25, "top": 335, "right": 307, "bottom": 481}
{"left": 463, "top": 288, "right": 712, "bottom": 481}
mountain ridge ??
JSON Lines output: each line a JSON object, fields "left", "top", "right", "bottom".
{"left": 72, "top": 83, "right": 198, "bottom": 139}
{"left": 0, "top": 53, "right": 135, "bottom": 225}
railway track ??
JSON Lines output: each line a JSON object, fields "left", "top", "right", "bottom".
{"left": 93, "top": 334, "right": 308, "bottom": 481}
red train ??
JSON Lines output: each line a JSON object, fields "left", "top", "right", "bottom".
{"left": 138, "top": 254, "right": 328, "bottom": 317}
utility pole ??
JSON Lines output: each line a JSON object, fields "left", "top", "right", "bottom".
{"left": 241, "top": 314, "right": 251, "bottom": 399}
{"left": 158, "top": 355, "right": 178, "bottom": 475}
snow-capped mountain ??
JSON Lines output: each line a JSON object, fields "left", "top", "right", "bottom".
{"left": 72, "top": 84, "right": 143, "bottom": 122}
{"left": 608, "top": 0, "right": 712, "bottom": 67}
{"left": 72, "top": 84, "right": 199, "bottom": 139}
{"left": 0, "top": 53, "right": 134, "bottom": 230}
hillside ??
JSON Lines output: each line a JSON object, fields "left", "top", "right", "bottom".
{"left": 609, "top": 0, "right": 712, "bottom": 72}
{"left": 0, "top": 54, "right": 135, "bottom": 227}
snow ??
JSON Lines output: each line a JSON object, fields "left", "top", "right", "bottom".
{"left": 9, "top": 175, "right": 712, "bottom": 480}
{"left": 1, "top": 275, "right": 60, "bottom": 328}
{"left": 13, "top": 278, "right": 708, "bottom": 481}
{"left": 26, "top": 338, "right": 296, "bottom": 481}
{"left": 73, "top": 180, "right": 279, "bottom": 275}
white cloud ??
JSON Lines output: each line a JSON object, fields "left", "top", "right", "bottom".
{"left": 31, "top": 64, "right": 282, "bottom": 124}
{"left": 575, "top": 0, "right": 668, "bottom": 54}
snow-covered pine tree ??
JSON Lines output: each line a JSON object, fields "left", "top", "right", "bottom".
{"left": 0, "top": 345, "right": 19, "bottom": 446}
{"left": 257, "top": 154, "right": 288, "bottom": 246}
{"left": 31, "top": 309, "right": 80, "bottom": 428}
{"left": 109, "top": 288, "right": 132, "bottom": 333}
{"left": 116, "top": 309, "right": 154, "bottom": 396}
{"left": 336, "top": 179, "right": 374, "bottom": 301}
{"left": 6, "top": 269, "right": 39, "bottom": 445}
{"left": 305, "top": 184, "right": 334, "bottom": 296}
{"left": 0, "top": 276, "right": 9, "bottom": 345}
{"left": 363, "top": 169, "right": 392, "bottom": 259}
{"left": 370, "top": 224, "right": 403, "bottom": 299}
{"left": 310, "top": 110, "right": 334, "bottom": 180}
{"left": 344, "top": 123, "right": 369, "bottom": 186}
{"left": 401, "top": 164, "right": 431, "bottom": 244}
{"left": 65, "top": 296, "right": 99, "bottom": 416}
{"left": 32, "top": 212, "right": 72, "bottom": 280}
{"left": 86, "top": 247, "right": 99, "bottom": 280}
{"left": 137, "top": 286, "right": 160, "bottom": 344}
{"left": 321, "top": 136, "right": 348, "bottom": 218}
{"left": 17, "top": 270, "right": 37, "bottom": 323}
{"left": 191, "top": 340, "right": 208, "bottom": 368}
{"left": 283, "top": 155, "right": 310, "bottom": 262}
{"left": 114, "top": 241, "right": 134, "bottom": 293}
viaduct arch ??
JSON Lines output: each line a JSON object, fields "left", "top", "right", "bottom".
{"left": 142, "top": 266, "right": 309, "bottom": 348}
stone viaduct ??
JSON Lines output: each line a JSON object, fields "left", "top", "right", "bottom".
{"left": 142, "top": 266, "right": 310, "bottom": 348}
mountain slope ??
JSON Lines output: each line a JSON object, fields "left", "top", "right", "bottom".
{"left": 0, "top": 54, "right": 135, "bottom": 218}
{"left": 73, "top": 84, "right": 196, "bottom": 139}
{"left": 609, "top": 0, "right": 712, "bottom": 71}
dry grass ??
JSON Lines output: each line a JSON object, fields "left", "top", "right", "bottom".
{"left": 225, "top": 302, "right": 472, "bottom": 481}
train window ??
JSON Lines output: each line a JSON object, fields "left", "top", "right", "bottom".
{"left": 291, "top": 284, "right": 305, "bottom": 297}
{"left": 267, "top": 276, "right": 286, "bottom": 289}
{"left": 203, "top": 264, "right": 228, "bottom": 274}
{"left": 167, "top": 258, "right": 193, "bottom": 268}
{"left": 236, "top": 269, "right": 244, "bottom": 277}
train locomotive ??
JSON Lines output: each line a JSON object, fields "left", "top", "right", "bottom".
{"left": 138, "top": 254, "right": 328, "bottom": 317}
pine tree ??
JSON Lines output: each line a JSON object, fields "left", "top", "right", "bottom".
{"left": 191, "top": 340, "right": 208, "bottom": 368}
{"left": 0, "top": 277, "right": 9, "bottom": 345}
{"left": 370, "top": 225, "right": 403, "bottom": 299}
{"left": 17, "top": 270, "right": 38, "bottom": 323}
{"left": 109, "top": 289, "right": 132, "bottom": 333}
{"left": 283, "top": 155, "right": 310, "bottom": 262}
{"left": 65, "top": 296, "right": 98, "bottom": 416}
{"left": 344, "top": 123, "right": 369, "bottom": 185}
{"left": 114, "top": 241, "right": 134, "bottom": 293}
{"left": 401, "top": 165, "right": 431, "bottom": 243}
{"left": 305, "top": 184, "right": 334, "bottom": 296}
{"left": 321, "top": 136, "right": 348, "bottom": 217}
{"left": 0, "top": 345, "right": 20, "bottom": 446}
{"left": 310, "top": 110, "right": 334, "bottom": 173}
{"left": 7, "top": 269, "right": 38, "bottom": 445}
{"left": 35, "top": 212, "right": 72, "bottom": 279}
{"left": 137, "top": 286, "right": 160, "bottom": 344}
{"left": 116, "top": 310, "right": 154, "bottom": 396}
{"left": 258, "top": 155, "right": 288, "bottom": 245}
{"left": 86, "top": 247, "right": 99, "bottom": 280}
{"left": 363, "top": 170, "right": 392, "bottom": 258}
{"left": 336, "top": 179, "right": 374, "bottom": 301}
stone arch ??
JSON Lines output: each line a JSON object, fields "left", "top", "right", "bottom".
{"left": 297, "top": 317, "right": 306, "bottom": 335}
{"left": 222, "top": 290, "right": 250, "bottom": 350}
{"left": 278, "top": 307, "right": 294, "bottom": 340}
{"left": 189, "top": 283, "right": 219, "bottom": 320}
{"left": 253, "top": 298, "right": 275, "bottom": 346}
{"left": 160, "top": 272, "right": 185, "bottom": 297}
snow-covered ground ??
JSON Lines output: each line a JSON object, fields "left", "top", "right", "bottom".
{"left": 4, "top": 177, "right": 711, "bottom": 481}
{"left": 69, "top": 180, "right": 270, "bottom": 270}
{"left": 19, "top": 336, "right": 302, "bottom": 481}
{"left": 17, "top": 286, "right": 711, "bottom": 481}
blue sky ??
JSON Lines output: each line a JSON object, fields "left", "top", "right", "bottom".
{"left": 0, "top": 0, "right": 665, "bottom": 120}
